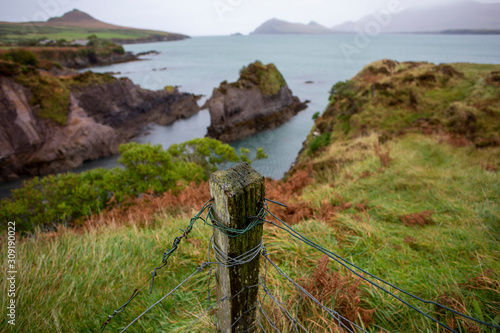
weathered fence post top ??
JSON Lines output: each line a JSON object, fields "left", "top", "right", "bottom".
{"left": 209, "top": 163, "right": 265, "bottom": 333}
{"left": 210, "top": 162, "right": 264, "bottom": 198}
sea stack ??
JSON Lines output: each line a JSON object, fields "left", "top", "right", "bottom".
{"left": 206, "top": 61, "right": 308, "bottom": 142}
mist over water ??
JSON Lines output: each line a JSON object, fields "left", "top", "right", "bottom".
{"left": 1, "top": 34, "right": 499, "bottom": 198}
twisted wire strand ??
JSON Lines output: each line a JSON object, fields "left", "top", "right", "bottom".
{"left": 263, "top": 198, "right": 500, "bottom": 332}
{"left": 100, "top": 199, "right": 214, "bottom": 332}
{"left": 150, "top": 198, "right": 213, "bottom": 293}
{"left": 120, "top": 263, "right": 210, "bottom": 333}
{"left": 100, "top": 196, "right": 500, "bottom": 333}
{"left": 212, "top": 236, "right": 264, "bottom": 268}
{"left": 205, "top": 205, "right": 266, "bottom": 238}
{"left": 99, "top": 289, "right": 139, "bottom": 333}
{"left": 262, "top": 248, "right": 365, "bottom": 333}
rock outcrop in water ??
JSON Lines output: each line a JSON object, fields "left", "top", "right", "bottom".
{"left": 206, "top": 61, "right": 308, "bottom": 142}
{"left": 0, "top": 65, "right": 201, "bottom": 182}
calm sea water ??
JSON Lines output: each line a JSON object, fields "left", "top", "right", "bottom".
{"left": 1, "top": 34, "right": 499, "bottom": 197}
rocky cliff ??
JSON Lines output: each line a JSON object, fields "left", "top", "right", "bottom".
{"left": 0, "top": 64, "right": 201, "bottom": 182}
{"left": 18, "top": 46, "right": 139, "bottom": 69}
{"left": 206, "top": 61, "right": 308, "bottom": 142}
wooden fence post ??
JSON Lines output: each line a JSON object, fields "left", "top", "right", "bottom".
{"left": 210, "top": 163, "right": 265, "bottom": 333}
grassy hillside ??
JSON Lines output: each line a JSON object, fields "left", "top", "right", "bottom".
{"left": 304, "top": 60, "right": 499, "bottom": 156}
{"left": 0, "top": 9, "right": 188, "bottom": 46}
{"left": 0, "top": 60, "right": 498, "bottom": 332}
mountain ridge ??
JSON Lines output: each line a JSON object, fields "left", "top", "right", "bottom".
{"left": 46, "top": 9, "right": 122, "bottom": 29}
{"left": 331, "top": 1, "right": 500, "bottom": 33}
{"left": 251, "top": 1, "right": 500, "bottom": 35}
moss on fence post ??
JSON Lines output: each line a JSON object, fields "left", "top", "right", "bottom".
{"left": 209, "top": 163, "right": 265, "bottom": 332}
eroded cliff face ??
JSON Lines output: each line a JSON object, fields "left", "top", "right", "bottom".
{"left": 0, "top": 71, "right": 201, "bottom": 182}
{"left": 22, "top": 46, "right": 139, "bottom": 69}
{"left": 71, "top": 76, "right": 201, "bottom": 136}
{"left": 206, "top": 61, "right": 308, "bottom": 142}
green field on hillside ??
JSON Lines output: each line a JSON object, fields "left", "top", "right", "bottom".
{"left": 0, "top": 23, "right": 172, "bottom": 45}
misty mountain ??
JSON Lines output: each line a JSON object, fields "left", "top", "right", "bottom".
{"left": 332, "top": 1, "right": 500, "bottom": 33}
{"left": 46, "top": 9, "right": 122, "bottom": 29}
{"left": 251, "top": 18, "right": 335, "bottom": 35}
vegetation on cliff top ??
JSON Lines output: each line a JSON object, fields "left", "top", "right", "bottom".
{"left": 306, "top": 60, "right": 500, "bottom": 157}
{"left": 225, "top": 60, "right": 287, "bottom": 95}
{"left": 0, "top": 49, "right": 118, "bottom": 125}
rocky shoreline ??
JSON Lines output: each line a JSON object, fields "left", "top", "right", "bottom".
{"left": 0, "top": 67, "right": 201, "bottom": 182}
{"left": 19, "top": 46, "right": 145, "bottom": 70}
{"left": 111, "top": 34, "right": 189, "bottom": 45}
{"left": 0, "top": 57, "right": 309, "bottom": 184}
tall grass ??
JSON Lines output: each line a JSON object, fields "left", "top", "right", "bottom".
{"left": 1, "top": 133, "right": 498, "bottom": 332}
{"left": 301, "top": 133, "right": 500, "bottom": 331}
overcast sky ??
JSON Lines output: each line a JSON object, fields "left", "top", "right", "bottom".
{"left": 0, "top": 0, "right": 494, "bottom": 36}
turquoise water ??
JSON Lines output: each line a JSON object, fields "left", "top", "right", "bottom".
{"left": 1, "top": 34, "right": 499, "bottom": 197}
{"left": 85, "top": 34, "right": 500, "bottom": 179}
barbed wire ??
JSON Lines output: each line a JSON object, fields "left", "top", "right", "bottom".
{"left": 99, "top": 196, "right": 500, "bottom": 333}
{"left": 262, "top": 198, "right": 500, "bottom": 333}
{"left": 112, "top": 220, "right": 366, "bottom": 332}
{"left": 150, "top": 198, "right": 213, "bottom": 293}
{"left": 100, "top": 198, "right": 214, "bottom": 333}
{"left": 99, "top": 289, "right": 139, "bottom": 333}
{"left": 181, "top": 243, "right": 364, "bottom": 333}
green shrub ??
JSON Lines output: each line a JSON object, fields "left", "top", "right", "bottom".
{"left": 329, "top": 80, "right": 357, "bottom": 103}
{"left": 238, "top": 60, "right": 287, "bottom": 95}
{"left": 118, "top": 142, "right": 204, "bottom": 196}
{"left": 86, "top": 36, "right": 114, "bottom": 48}
{"left": 112, "top": 45, "right": 125, "bottom": 55}
{"left": 0, "top": 60, "right": 20, "bottom": 76}
{"left": 1, "top": 49, "right": 38, "bottom": 67}
{"left": 15, "top": 72, "right": 70, "bottom": 125}
{"left": 167, "top": 138, "right": 241, "bottom": 179}
{"left": 0, "top": 139, "right": 266, "bottom": 233}
{"left": 312, "top": 111, "right": 320, "bottom": 120}
{"left": 309, "top": 132, "right": 331, "bottom": 155}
